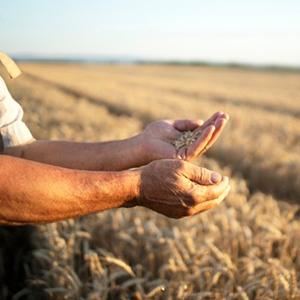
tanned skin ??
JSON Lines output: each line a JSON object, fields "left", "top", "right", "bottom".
{"left": 0, "top": 112, "right": 230, "bottom": 225}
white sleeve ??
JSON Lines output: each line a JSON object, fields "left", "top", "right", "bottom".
{"left": 0, "top": 76, "right": 33, "bottom": 149}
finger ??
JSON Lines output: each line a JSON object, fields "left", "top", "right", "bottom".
{"left": 169, "top": 185, "right": 231, "bottom": 219}
{"left": 173, "top": 119, "right": 204, "bottom": 132}
{"left": 176, "top": 145, "right": 187, "bottom": 160}
{"left": 196, "top": 111, "right": 223, "bottom": 131}
{"left": 192, "top": 185, "right": 231, "bottom": 215}
{"left": 182, "top": 162, "right": 222, "bottom": 185}
{"left": 186, "top": 125, "right": 215, "bottom": 160}
{"left": 198, "top": 117, "right": 228, "bottom": 156}
{"left": 196, "top": 176, "right": 229, "bottom": 200}
{"left": 220, "top": 113, "right": 229, "bottom": 121}
{"left": 208, "top": 116, "right": 227, "bottom": 145}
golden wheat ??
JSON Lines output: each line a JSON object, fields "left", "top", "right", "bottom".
{"left": 0, "top": 64, "right": 299, "bottom": 300}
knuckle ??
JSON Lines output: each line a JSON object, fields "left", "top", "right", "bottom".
{"left": 207, "top": 186, "right": 221, "bottom": 199}
{"left": 199, "top": 167, "right": 206, "bottom": 181}
{"left": 189, "top": 193, "right": 200, "bottom": 206}
{"left": 209, "top": 189, "right": 219, "bottom": 199}
{"left": 174, "top": 159, "right": 185, "bottom": 170}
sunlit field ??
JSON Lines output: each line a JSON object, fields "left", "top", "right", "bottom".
{"left": 1, "top": 63, "right": 300, "bottom": 300}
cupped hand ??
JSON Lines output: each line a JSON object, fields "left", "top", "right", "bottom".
{"left": 137, "top": 159, "right": 230, "bottom": 219}
{"left": 140, "top": 111, "right": 229, "bottom": 163}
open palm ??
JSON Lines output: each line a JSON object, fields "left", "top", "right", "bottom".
{"left": 140, "top": 111, "right": 229, "bottom": 163}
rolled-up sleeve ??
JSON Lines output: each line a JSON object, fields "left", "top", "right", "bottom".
{"left": 0, "top": 76, "right": 33, "bottom": 149}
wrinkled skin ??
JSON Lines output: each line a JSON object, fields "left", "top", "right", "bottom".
{"left": 134, "top": 159, "right": 231, "bottom": 219}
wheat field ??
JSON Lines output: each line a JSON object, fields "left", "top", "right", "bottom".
{"left": 0, "top": 63, "right": 299, "bottom": 300}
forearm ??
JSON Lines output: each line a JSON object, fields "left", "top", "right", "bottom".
{"left": 0, "top": 155, "right": 140, "bottom": 225}
{"left": 3, "top": 135, "right": 145, "bottom": 171}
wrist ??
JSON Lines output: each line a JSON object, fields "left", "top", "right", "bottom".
{"left": 120, "top": 168, "right": 141, "bottom": 207}
{"left": 134, "top": 133, "right": 155, "bottom": 166}
{"left": 124, "top": 133, "right": 147, "bottom": 167}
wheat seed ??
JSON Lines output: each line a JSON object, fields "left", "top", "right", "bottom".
{"left": 172, "top": 130, "right": 202, "bottom": 150}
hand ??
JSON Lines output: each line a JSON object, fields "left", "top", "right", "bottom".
{"left": 136, "top": 159, "right": 230, "bottom": 219}
{"left": 139, "top": 111, "right": 229, "bottom": 163}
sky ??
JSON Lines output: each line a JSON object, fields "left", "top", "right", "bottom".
{"left": 0, "top": 0, "right": 300, "bottom": 66}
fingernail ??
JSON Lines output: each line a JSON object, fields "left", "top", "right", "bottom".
{"left": 210, "top": 172, "right": 221, "bottom": 183}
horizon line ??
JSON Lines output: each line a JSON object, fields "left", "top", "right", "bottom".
{"left": 12, "top": 55, "right": 300, "bottom": 72}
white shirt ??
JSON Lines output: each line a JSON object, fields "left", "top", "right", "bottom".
{"left": 0, "top": 76, "right": 33, "bottom": 150}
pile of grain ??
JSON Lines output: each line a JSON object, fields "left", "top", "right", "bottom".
{"left": 172, "top": 131, "right": 202, "bottom": 150}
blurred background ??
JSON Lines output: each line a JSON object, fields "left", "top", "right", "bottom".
{"left": 1, "top": 1, "right": 300, "bottom": 300}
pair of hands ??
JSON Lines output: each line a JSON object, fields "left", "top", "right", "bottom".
{"left": 130, "top": 111, "right": 231, "bottom": 219}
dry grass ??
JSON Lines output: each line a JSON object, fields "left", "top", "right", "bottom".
{"left": 0, "top": 64, "right": 299, "bottom": 299}
{"left": 16, "top": 63, "right": 300, "bottom": 200}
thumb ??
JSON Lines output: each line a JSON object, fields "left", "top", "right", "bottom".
{"left": 183, "top": 163, "right": 222, "bottom": 185}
